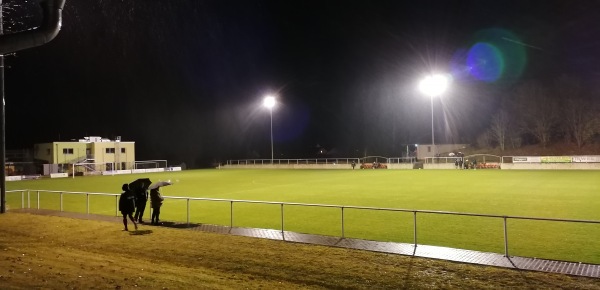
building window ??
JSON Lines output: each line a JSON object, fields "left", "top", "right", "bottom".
{"left": 47, "top": 148, "right": 51, "bottom": 155}
{"left": 121, "top": 148, "right": 126, "bottom": 153}
{"left": 106, "top": 148, "right": 115, "bottom": 154}
{"left": 62, "top": 148, "right": 74, "bottom": 154}
{"left": 428, "top": 146, "right": 431, "bottom": 153}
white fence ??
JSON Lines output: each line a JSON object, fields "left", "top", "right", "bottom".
{"left": 226, "top": 155, "right": 600, "bottom": 170}
{"left": 6, "top": 189, "right": 600, "bottom": 261}
{"left": 226, "top": 157, "right": 417, "bottom": 166}
{"left": 226, "top": 158, "right": 359, "bottom": 165}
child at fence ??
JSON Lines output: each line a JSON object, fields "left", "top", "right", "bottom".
{"left": 118, "top": 184, "right": 138, "bottom": 231}
{"left": 150, "top": 187, "right": 165, "bottom": 225}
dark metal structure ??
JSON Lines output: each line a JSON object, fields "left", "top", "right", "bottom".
{"left": 0, "top": 0, "right": 66, "bottom": 213}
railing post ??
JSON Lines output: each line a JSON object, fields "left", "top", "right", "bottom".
{"left": 187, "top": 198, "right": 190, "bottom": 225}
{"left": 21, "top": 191, "right": 24, "bottom": 209}
{"left": 86, "top": 193, "right": 90, "bottom": 214}
{"left": 413, "top": 211, "right": 418, "bottom": 247}
{"left": 230, "top": 201, "right": 234, "bottom": 228}
{"left": 60, "top": 192, "right": 63, "bottom": 212}
{"left": 503, "top": 216, "right": 509, "bottom": 257}
{"left": 27, "top": 190, "right": 31, "bottom": 209}
{"left": 280, "top": 203, "right": 284, "bottom": 237}
{"left": 115, "top": 195, "right": 119, "bottom": 216}
{"left": 37, "top": 191, "right": 40, "bottom": 209}
{"left": 341, "top": 207, "right": 345, "bottom": 238}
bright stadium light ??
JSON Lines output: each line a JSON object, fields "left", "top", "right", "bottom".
{"left": 419, "top": 74, "right": 449, "bottom": 162}
{"left": 419, "top": 74, "right": 448, "bottom": 97}
{"left": 263, "top": 95, "right": 276, "bottom": 163}
{"left": 263, "top": 95, "right": 276, "bottom": 110}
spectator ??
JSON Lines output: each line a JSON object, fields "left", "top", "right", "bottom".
{"left": 118, "top": 184, "right": 138, "bottom": 231}
{"left": 133, "top": 186, "right": 149, "bottom": 223}
{"left": 150, "top": 187, "right": 165, "bottom": 225}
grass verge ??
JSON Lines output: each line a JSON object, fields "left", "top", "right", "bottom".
{"left": 0, "top": 212, "right": 599, "bottom": 289}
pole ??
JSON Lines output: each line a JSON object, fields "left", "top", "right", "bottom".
{"left": 269, "top": 108, "right": 273, "bottom": 163}
{"left": 0, "top": 0, "right": 65, "bottom": 213}
{"left": 413, "top": 211, "right": 418, "bottom": 247}
{"left": 0, "top": 0, "right": 5, "bottom": 214}
{"left": 503, "top": 216, "right": 509, "bottom": 257}
{"left": 430, "top": 96, "right": 435, "bottom": 162}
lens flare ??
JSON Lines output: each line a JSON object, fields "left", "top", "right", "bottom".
{"left": 459, "top": 28, "right": 527, "bottom": 84}
{"left": 467, "top": 42, "right": 504, "bottom": 82}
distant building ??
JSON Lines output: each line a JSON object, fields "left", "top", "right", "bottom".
{"left": 416, "top": 144, "right": 468, "bottom": 160}
{"left": 33, "top": 136, "right": 135, "bottom": 174}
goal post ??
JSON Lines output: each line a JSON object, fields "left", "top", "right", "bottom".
{"left": 72, "top": 162, "right": 112, "bottom": 176}
{"left": 134, "top": 160, "right": 168, "bottom": 170}
{"left": 71, "top": 160, "right": 169, "bottom": 178}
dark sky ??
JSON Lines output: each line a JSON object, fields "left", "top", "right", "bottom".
{"left": 3, "top": 0, "right": 600, "bottom": 167}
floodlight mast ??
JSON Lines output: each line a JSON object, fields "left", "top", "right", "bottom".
{"left": 419, "top": 74, "right": 448, "bottom": 163}
{"left": 263, "top": 96, "right": 276, "bottom": 163}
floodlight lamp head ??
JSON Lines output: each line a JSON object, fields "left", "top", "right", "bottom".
{"left": 419, "top": 74, "right": 449, "bottom": 97}
{"left": 263, "top": 95, "right": 276, "bottom": 109}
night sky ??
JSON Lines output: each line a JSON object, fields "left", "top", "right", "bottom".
{"left": 3, "top": 0, "right": 600, "bottom": 167}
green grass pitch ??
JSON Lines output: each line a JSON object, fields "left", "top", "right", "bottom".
{"left": 6, "top": 169, "right": 600, "bottom": 264}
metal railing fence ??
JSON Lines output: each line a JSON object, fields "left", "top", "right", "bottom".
{"left": 227, "top": 157, "right": 417, "bottom": 166}
{"left": 226, "top": 158, "right": 360, "bottom": 165}
{"left": 5, "top": 189, "right": 600, "bottom": 260}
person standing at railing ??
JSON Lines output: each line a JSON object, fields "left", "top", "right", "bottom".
{"left": 118, "top": 184, "right": 138, "bottom": 231}
{"left": 150, "top": 187, "right": 165, "bottom": 225}
{"left": 133, "top": 187, "right": 149, "bottom": 223}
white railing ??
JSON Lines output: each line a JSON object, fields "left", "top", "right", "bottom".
{"left": 226, "top": 158, "right": 360, "bottom": 165}
{"left": 229, "top": 154, "right": 600, "bottom": 167}
{"left": 227, "top": 157, "right": 416, "bottom": 166}
{"left": 8, "top": 190, "right": 121, "bottom": 216}
{"left": 6, "top": 189, "right": 600, "bottom": 261}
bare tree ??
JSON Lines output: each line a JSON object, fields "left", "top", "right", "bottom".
{"left": 508, "top": 134, "right": 522, "bottom": 149}
{"left": 555, "top": 76, "right": 597, "bottom": 148}
{"left": 515, "top": 82, "right": 557, "bottom": 148}
{"left": 489, "top": 109, "right": 510, "bottom": 151}
{"left": 476, "top": 130, "right": 492, "bottom": 148}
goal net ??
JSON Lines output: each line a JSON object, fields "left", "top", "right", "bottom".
{"left": 134, "top": 160, "right": 168, "bottom": 170}
{"left": 73, "top": 162, "right": 113, "bottom": 176}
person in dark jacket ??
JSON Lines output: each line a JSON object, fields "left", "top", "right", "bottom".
{"left": 133, "top": 187, "right": 149, "bottom": 223}
{"left": 118, "top": 184, "right": 138, "bottom": 231}
{"left": 150, "top": 187, "right": 165, "bottom": 225}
